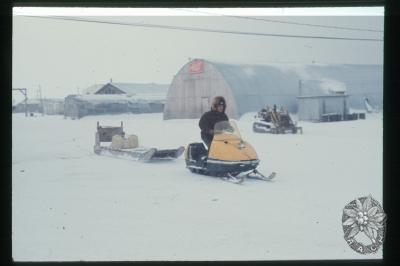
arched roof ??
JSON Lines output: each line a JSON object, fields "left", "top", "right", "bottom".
{"left": 203, "top": 60, "right": 382, "bottom": 113}
{"left": 164, "top": 59, "right": 382, "bottom": 119}
{"left": 208, "top": 60, "right": 300, "bottom": 113}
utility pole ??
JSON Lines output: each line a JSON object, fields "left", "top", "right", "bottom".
{"left": 298, "top": 79, "right": 302, "bottom": 96}
{"left": 39, "top": 85, "right": 44, "bottom": 116}
{"left": 12, "top": 88, "right": 28, "bottom": 117}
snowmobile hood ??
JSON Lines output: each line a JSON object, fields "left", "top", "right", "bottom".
{"left": 209, "top": 120, "right": 258, "bottom": 161}
{"left": 208, "top": 139, "right": 258, "bottom": 162}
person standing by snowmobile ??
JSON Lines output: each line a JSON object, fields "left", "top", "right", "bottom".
{"left": 199, "top": 96, "right": 229, "bottom": 149}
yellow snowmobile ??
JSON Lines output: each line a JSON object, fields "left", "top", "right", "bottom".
{"left": 185, "top": 120, "right": 276, "bottom": 184}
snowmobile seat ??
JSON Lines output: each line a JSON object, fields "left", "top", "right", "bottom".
{"left": 188, "top": 142, "right": 208, "bottom": 162}
{"left": 279, "top": 114, "right": 292, "bottom": 127}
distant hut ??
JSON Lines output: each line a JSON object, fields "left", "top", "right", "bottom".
{"left": 64, "top": 94, "right": 155, "bottom": 119}
{"left": 163, "top": 59, "right": 382, "bottom": 119}
{"left": 13, "top": 99, "right": 42, "bottom": 114}
{"left": 42, "top": 99, "right": 64, "bottom": 115}
{"left": 297, "top": 80, "right": 349, "bottom": 121}
{"left": 64, "top": 82, "right": 169, "bottom": 119}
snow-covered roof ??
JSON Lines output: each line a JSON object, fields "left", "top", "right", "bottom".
{"left": 208, "top": 60, "right": 381, "bottom": 95}
{"left": 16, "top": 98, "right": 65, "bottom": 106}
{"left": 203, "top": 59, "right": 382, "bottom": 112}
{"left": 26, "top": 99, "right": 41, "bottom": 104}
{"left": 83, "top": 84, "right": 104, "bottom": 94}
{"left": 300, "top": 79, "right": 346, "bottom": 96}
{"left": 297, "top": 94, "right": 348, "bottom": 99}
{"left": 83, "top": 82, "right": 169, "bottom": 95}
{"left": 209, "top": 60, "right": 300, "bottom": 113}
{"left": 109, "top": 83, "right": 169, "bottom": 95}
{"left": 71, "top": 94, "right": 165, "bottom": 103}
{"left": 43, "top": 98, "right": 65, "bottom": 103}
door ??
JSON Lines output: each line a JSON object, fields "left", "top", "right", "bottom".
{"left": 201, "top": 97, "right": 209, "bottom": 113}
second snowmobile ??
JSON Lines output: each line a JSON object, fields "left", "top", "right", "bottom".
{"left": 253, "top": 107, "right": 303, "bottom": 134}
{"left": 185, "top": 120, "right": 275, "bottom": 184}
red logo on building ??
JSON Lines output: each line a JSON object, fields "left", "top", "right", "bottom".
{"left": 188, "top": 60, "right": 204, "bottom": 74}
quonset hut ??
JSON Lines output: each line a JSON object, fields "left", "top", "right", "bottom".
{"left": 163, "top": 59, "right": 382, "bottom": 119}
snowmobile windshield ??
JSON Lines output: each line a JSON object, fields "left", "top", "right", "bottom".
{"left": 213, "top": 120, "right": 242, "bottom": 140}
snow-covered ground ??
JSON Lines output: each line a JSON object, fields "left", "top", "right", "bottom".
{"left": 12, "top": 112, "right": 383, "bottom": 261}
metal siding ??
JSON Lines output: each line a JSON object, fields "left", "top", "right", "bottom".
{"left": 164, "top": 60, "right": 382, "bottom": 119}
{"left": 324, "top": 97, "right": 348, "bottom": 117}
{"left": 298, "top": 95, "right": 349, "bottom": 121}
{"left": 163, "top": 61, "right": 238, "bottom": 119}
{"left": 212, "top": 62, "right": 300, "bottom": 114}
{"left": 298, "top": 98, "right": 321, "bottom": 121}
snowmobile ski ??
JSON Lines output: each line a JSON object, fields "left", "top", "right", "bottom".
{"left": 246, "top": 170, "right": 276, "bottom": 181}
{"left": 220, "top": 173, "right": 246, "bottom": 184}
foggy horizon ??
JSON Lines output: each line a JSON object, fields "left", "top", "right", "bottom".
{"left": 12, "top": 7, "right": 384, "bottom": 100}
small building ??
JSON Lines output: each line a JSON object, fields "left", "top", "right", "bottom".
{"left": 298, "top": 94, "right": 349, "bottom": 122}
{"left": 297, "top": 80, "right": 350, "bottom": 122}
{"left": 13, "top": 99, "right": 42, "bottom": 114}
{"left": 13, "top": 98, "right": 64, "bottom": 115}
{"left": 42, "top": 99, "right": 64, "bottom": 115}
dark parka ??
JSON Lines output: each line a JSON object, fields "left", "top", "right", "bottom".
{"left": 199, "top": 96, "right": 229, "bottom": 148}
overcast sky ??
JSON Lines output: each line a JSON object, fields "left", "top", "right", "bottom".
{"left": 12, "top": 7, "right": 384, "bottom": 100}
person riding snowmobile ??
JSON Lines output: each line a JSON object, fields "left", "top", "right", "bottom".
{"left": 199, "top": 96, "right": 229, "bottom": 149}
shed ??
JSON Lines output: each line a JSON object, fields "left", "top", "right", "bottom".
{"left": 163, "top": 59, "right": 382, "bottom": 120}
{"left": 42, "top": 99, "right": 64, "bottom": 115}
{"left": 297, "top": 94, "right": 349, "bottom": 122}
{"left": 13, "top": 99, "right": 42, "bottom": 114}
{"left": 297, "top": 79, "right": 352, "bottom": 121}
{"left": 13, "top": 98, "right": 64, "bottom": 115}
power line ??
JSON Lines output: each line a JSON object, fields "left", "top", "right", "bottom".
{"left": 24, "top": 15, "right": 383, "bottom": 42}
{"left": 170, "top": 8, "right": 383, "bottom": 33}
